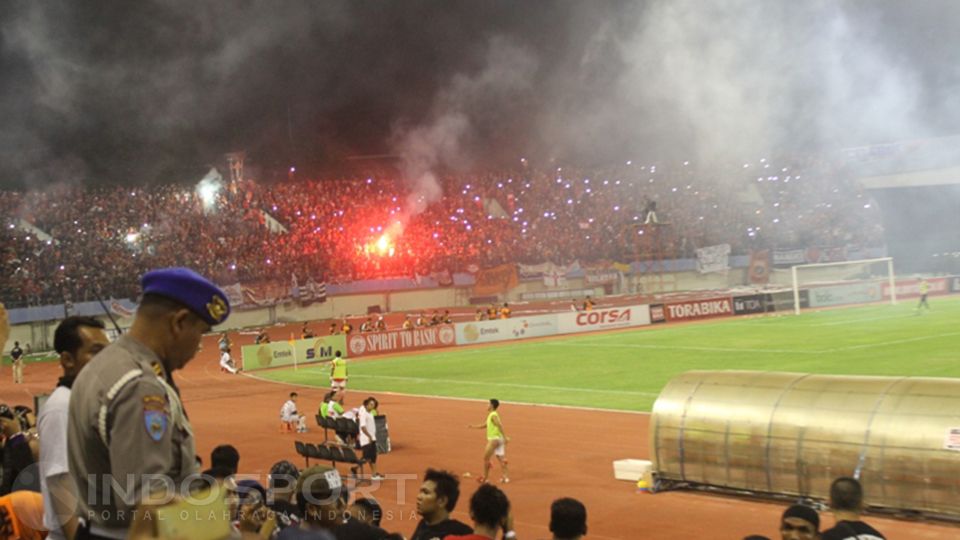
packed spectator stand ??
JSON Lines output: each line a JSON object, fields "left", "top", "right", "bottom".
{"left": 0, "top": 158, "right": 883, "bottom": 308}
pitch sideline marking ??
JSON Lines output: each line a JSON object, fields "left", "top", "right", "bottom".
{"left": 241, "top": 371, "right": 653, "bottom": 415}
{"left": 545, "top": 342, "right": 823, "bottom": 355}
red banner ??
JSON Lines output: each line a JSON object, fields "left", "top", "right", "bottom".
{"left": 664, "top": 297, "right": 734, "bottom": 322}
{"left": 748, "top": 250, "right": 770, "bottom": 284}
{"left": 347, "top": 325, "right": 456, "bottom": 358}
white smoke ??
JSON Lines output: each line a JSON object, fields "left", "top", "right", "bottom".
{"left": 393, "top": 36, "right": 538, "bottom": 219}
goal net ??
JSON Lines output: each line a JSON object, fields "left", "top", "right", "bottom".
{"left": 790, "top": 257, "right": 896, "bottom": 315}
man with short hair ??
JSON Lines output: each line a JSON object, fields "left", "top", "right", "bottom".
{"left": 549, "top": 497, "right": 587, "bottom": 540}
{"left": 357, "top": 397, "right": 383, "bottom": 480}
{"left": 69, "top": 267, "right": 230, "bottom": 538}
{"left": 349, "top": 497, "right": 383, "bottom": 528}
{"left": 410, "top": 468, "right": 473, "bottom": 540}
{"left": 445, "top": 483, "right": 514, "bottom": 540}
{"left": 329, "top": 350, "right": 347, "bottom": 392}
{"left": 39, "top": 316, "right": 110, "bottom": 539}
{"left": 210, "top": 444, "right": 240, "bottom": 476}
{"left": 469, "top": 399, "right": 509, "bottom": 484}
{"left": 280, "top": 465, "right": 387, "bottom": 540}
{"left": 779, "top": 504, "right": 819, "bottom": 540}
{"left": 820, "top": 477, "right": 885, "bottom": 540}
{"left": 10, "top": 340, "right": 24, "bottom": 384}
{"left": 916, "top": 279, "right": 931, "bottom": 311}
{"left": 282, "top": 392, "right": 307, "bottom": 433}
{"left": 220, "top": 345, "right": 240, "bottom": 374}
{"left": 267, "top": 459, "right": 302, "bottom": 535}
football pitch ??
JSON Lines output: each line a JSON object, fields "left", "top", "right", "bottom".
{"left": 261, "top": 296, "right": 960, "bottom": 412}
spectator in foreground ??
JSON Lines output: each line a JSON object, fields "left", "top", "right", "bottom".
{"left": 39, "top": 315, "right": 110, "bottom": 539}
{"left": 549, "top": 497, "right": 587, "bottom": 540}
{"left": 280, "top": 465, "right": 387, "bottom": 540}
{"left": 410, "top": 468, "right": 473, "bottom": 540}
{"left": 348, "top": 497, "right": 383, "bottom": 528}
{"left": 779, "top": 504, "right": 819, "bottom": 540}
{"left": 820, "top": 477, "right": 885, "bottom": 540}
{"left": 202, "top": 444, "right": 240, "bottom": 479}
{"left": 267, "top": 460, "right": 303, "bottom": 535}
{"left": 445, "top": 483, "right": 514, "bottom": 540}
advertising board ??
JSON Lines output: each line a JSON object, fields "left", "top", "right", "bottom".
{"left": 454, "top": 314, "right": 558, "bottom": 345}
{"left": 241, "top": 335, "right": 347, "bottom": 371}
{"left": 808, "top": 282, "right": 882, "bottom": 308}
{"left": 556, "top": 304, "right": 651, "bottom": 334}
{"left": 348, "top": 325, "right": 456, "bottom": 357}
{"left": 663, "top": 297, "right": 734, "bottom": 321}
{"left": 733, "top": 294, "right": 767, "bottom": 315}
{"left": 880, "top": 277, "right": 948, "bottom": 299}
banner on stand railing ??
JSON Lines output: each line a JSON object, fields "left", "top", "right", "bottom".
{"left": 696, "top": 244, "right": 730, "bottom": 274}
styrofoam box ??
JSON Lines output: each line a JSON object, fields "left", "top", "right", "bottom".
{"left": 613, "top": 459, "right": 652, "bottom": 482}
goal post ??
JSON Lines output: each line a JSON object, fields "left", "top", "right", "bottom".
{"left": 791, "top": 257, "right": 896, "bottom": 315}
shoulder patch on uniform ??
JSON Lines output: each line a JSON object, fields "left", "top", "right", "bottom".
{"left": 143, "top": 394, "right": 168, "bottom": 442}
{"left": 151, "top": 362, "right": 164, "bottom": 376}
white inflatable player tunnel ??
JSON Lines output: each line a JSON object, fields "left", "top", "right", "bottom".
{"left": 650, "top": 370, "right": 960, "bottom": 520}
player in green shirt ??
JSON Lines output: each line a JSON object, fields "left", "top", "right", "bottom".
{"left": 468, "top": 399, "right": 510, "bottom": 484}
{"left": 916, "top": 279, "right": 930, "bottom": 311}
{"left": 329, "top": 350, "right": 347, "bottom": 392}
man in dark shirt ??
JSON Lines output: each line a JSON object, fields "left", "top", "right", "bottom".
{"left": 549, "top": 497, "right": 587, "bottom": 540}
{"left": 820, "top": 477, "right": 885, "bottom": 540}
{"left": 0, "top": 404, "right": 38, "bottom": 495}
{"left": 279, "top": 465, "right": 389, "bottom": 540}
{"left": 410, "top": 469, "right": 472, "bottom": 540}
{"left": 10, "top": 341, "right": 24, "bottom": 384}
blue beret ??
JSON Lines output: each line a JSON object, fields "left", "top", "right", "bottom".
{"left": 141, "top": 267, "right": 230, "bottom": 326}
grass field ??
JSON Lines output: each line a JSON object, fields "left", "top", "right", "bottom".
{"left": 258, "top": 296, "right": 960, "bottom": 411}
{"left": 1, "top": 353, "right": 58, "bottom": 366}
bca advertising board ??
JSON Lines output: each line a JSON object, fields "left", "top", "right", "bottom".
{"left": 881, "top": 277, "right": 948, "bottom": 299}
{"left": 664, "top": 297, "right": 734, "bottom": 321}
{"left": 348, "top": 325, "right": 456, "bottom": 357}
{"left": 809, "top": 282, "right": 881, "bottom": 307}
{"left": 556, "top": 304, "right": 651, "bottom": 334}
{"left": 455, "top": 314, "right": 559, "bottom": 345}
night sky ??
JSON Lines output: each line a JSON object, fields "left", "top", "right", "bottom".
{"left": 3, "top": 1, "right": 960, "bottom": 187}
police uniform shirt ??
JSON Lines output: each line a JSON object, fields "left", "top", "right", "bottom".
{"left": 68, "top": 334, "right": 197, "bottom": 531}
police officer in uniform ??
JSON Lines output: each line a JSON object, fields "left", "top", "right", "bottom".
{"left": 68, "top": 267, "right": 230, "bottom": 539}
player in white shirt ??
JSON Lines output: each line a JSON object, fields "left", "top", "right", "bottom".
{"left": 280, "top": 392, "right": 307, "bottom": 433}
{"left": 357, "top": 397, "right": 383, "bottom": 480}
{"left": 220, "top": 348, "right": 240, "bottom": 374}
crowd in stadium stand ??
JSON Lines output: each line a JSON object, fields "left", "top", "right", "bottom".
{"left": 0, "top": 158, "right": 883, "bottom": 307}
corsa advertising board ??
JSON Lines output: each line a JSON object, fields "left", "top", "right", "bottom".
{"left": 241, "top": 335, "right": 347, "bottom": 371}
{"left": 348, "top": 325, "right": 456, "bottom": 357}
{"left": 556, "top": 304, "right": 651, "bottom": 334}
{"left": 663, "top": 297, "right": 734, "bottom": 321}
{"left": 454, "top": 314, "right": 559, "bottom": 345}
{"left": 881, "top": 277, "right": 949, "bottom": 299}
{"left": 808, "top": 282, "right": 881, "bottom": 308}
